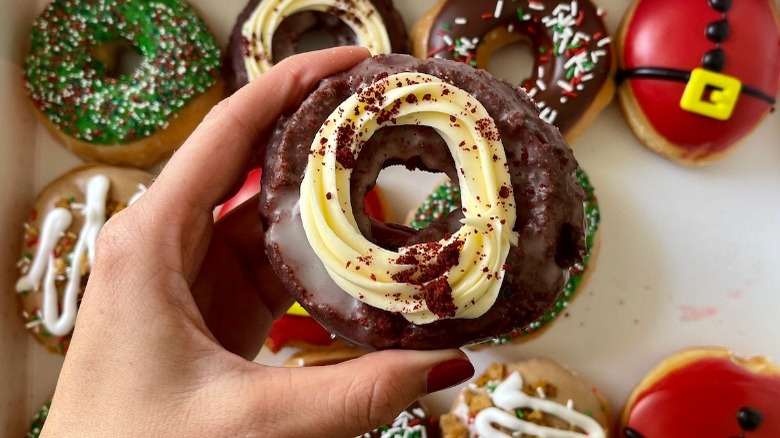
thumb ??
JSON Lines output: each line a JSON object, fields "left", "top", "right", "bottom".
{"left": 256, "top": 349, "right": 473, "bottom": 437}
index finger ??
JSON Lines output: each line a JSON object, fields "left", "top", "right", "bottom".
{"left": 148, "top": 47, "right": 371, "bottom": 223}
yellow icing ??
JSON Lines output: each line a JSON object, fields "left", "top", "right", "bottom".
{"left": 241, "top": 0, "right": 392, "bottom": 80}
{"left": 299, "top": 72, "right": 518, "bottom": 325}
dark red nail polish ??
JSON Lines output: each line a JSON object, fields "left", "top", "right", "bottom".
{"left": 426, "top": 359, "right": 474, "bottom": 393}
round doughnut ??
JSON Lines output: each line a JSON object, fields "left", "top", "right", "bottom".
{"left": 616, "top": 0, "right": 780, "bottom": 166}
{"left": 408, "top": 168, "right": 601, "bottom": 345}
{"left": 226, "top": 0, "right": 409, "bottom": 92}
{"left": 260, "top": 54, "right": 586, "bottom": 350}
{"left": 24, "top": 0, "right": 224, "bottom": 168}
{"left": 411, "top": 0, "right": 616, "bottom": 144}
{"left": 440, "top": 359, "right": 612, "bottom": 437}
{"left": 15, "top": 165, "right": 153, "bottom": 354}
{"left": 621, "top": 347, "right": 780, "bottom": 437}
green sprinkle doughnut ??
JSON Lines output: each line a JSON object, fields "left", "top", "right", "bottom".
{"left": 26, "top": 401, "right": 50, "bottom": 438}
{"left": 24, "top": 0, "right": 221, "bottom": 144}
{"left": 409, "top": 169, "right": 600, "bottom": 342}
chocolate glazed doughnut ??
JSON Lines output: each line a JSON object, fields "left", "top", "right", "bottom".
{"left": 226, "top": 0, "right": 409, "bottom": 93}
{"left": 260, "top": 54, "right": 586, "bottom": 350}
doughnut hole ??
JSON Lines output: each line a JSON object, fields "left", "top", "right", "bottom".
{"left": 476, "top": 28, "right": 537, "bottom": 88}
{"left": 350, "top": 126, "right": 460, "bottom": 251}
{"left": 271, "top": 11, "right": 358, "bottom": 63}
{"left": 90, "top": 39, "right": 144, "bottom": 78}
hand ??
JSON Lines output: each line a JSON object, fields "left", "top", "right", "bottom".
{"left": 42, "top": 47, "right": 474, "bottom": 438}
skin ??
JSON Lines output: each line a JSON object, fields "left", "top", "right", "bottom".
{"left": 41, "top": 47, "right": 473, "bottom": 438}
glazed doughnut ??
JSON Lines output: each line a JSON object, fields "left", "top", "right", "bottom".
{"left": 412, "top": 0, "right": 615, "bottom": 143}
{"left": 24, "top": 0, "right": 224, "bottom": 168}
{"left": 616, "top": 0, "right": 780, "bottom": 166}
{"left": 15, "top": 165, "right": 153, "bottom": 354}
{"left": 440, "top": 359, "right": 611, "bottom": 437}
{"left": 408, "top": 168, "right": 601, "bottom": 345}
{"left": 260, "top": 54, "right": 586, "bottom": 350}
{"left": 226, "top": 0, "right": 409, "bottom": 92}
{"left": 621, "top": 347, "right": 780, "bottom": 437}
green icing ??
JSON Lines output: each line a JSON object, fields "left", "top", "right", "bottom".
{"left": 410, "top": 169, "right": 600, "bottom": 342}
{"left": 24, "top": 0, "right": 221, "bottom": 144}
{"left": 26, "top": 402, "right": 50, "bottom": 438}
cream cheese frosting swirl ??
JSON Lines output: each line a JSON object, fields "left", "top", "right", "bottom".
{"left": 241, "top": 0, "right": 392, "bottom": 80}
{"left": 299, "top": 72, "right": 518, "bottom": 325}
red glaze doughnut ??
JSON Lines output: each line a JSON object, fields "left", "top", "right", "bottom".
{"left": 412, "top": 0, "right": 616, "bottom": 144}
{"left": 616, "top": 0, "right": 780, "bottom": 166}
{"left": 621, "top": 348, "right": 780, "bottom": 437}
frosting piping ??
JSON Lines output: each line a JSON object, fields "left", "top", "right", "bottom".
{"left": 241, "top": 0, "right": 392, "bottom": 80}
{"left": 474, "top": 372, "right": 606, "bottom": 438}
{"left": 300, "top": 72, "right": 518, "bottom": 324}
{"left": 16, "top": 175, "right": 110, "bottom": 336}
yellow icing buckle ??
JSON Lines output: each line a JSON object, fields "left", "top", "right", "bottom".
{"left": 680, "top": 68, "right": 742, "bottom": 120}
{"left": 286, "top": 302, "right": 310, "bottom": 317}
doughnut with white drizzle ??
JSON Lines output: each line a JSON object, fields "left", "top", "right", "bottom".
{"left": 15, "top": 165, "right": 153, "bottom": 354}
{"left": 441, "top": 359, "right": 612, "bottom": 437}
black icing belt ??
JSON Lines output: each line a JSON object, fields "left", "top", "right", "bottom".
{"left": 616, "top": 67, "right": 776, "bottom": 107}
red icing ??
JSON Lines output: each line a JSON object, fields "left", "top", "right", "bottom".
{"left": 266, "top": 315, "right": 336, "bottom": 352}
{"left": 216, "top": 168, "right": 262, "bottom": 219}
{"left": 622, "top": 0, "right": 780, "bottom": 154}
{"left": 627, "top": 357, "right": 780, "bottom": 436}
{"left": 217, "top": 169, "right": 387, "bottom": 221}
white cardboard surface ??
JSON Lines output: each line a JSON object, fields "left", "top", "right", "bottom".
{"left": 1, "top": 0, "right": 779, "bottom": 435}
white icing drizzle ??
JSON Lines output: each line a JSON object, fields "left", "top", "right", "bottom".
{"left": 16, "top": 175, "right": 110, "bottom": 336}
{"left": 241, "top": 0, "right": 392, "bottom": 80}
{"left": 362, "top": 409, "right": 428, "bottom": 438}
{"left": 473, "top": 372, "right": 605, "bottom": 438}
{"left": 299, "top": 72, "right": 518, "bottom": 324}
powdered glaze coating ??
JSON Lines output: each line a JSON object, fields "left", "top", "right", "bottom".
{"left": 260, "top": 54, "right": 585, "bottom": 350}
{"left": 415, "top": 0, "right": 614, "bottom": 136}
{"left": 24, "top": 0, "right": 221, "bottom": 144}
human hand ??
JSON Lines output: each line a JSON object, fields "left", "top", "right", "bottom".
{"left": 42, "top": 47, "right": 474, "bottom": 437}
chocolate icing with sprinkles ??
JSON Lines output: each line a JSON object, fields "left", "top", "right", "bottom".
{"left": 417, "top": 0, "right": 613, "bottom": 134}
{"left": 24, "top": 0, "right": 221, "bottom": 144}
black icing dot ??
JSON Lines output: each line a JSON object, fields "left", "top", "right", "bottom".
{"left": 702, "top": 48, "right": 726, "bottom": 71}
{"left": 708, "top": 0, "right": 731, "bottom": 12}
{"left": 623, "top": 427, "right": 646, "bottom": 438}
{"left": 737, "top": 407, "right": 763, "bottom": 431}
{"left": 706, "top": 20, "right": 730, "bottom": 43}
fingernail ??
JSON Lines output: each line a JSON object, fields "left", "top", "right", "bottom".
{"left": 426, "top": 359, "right": 474, "bottom": 393}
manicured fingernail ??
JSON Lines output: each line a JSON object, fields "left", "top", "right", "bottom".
{"left": 426, "top": 359, "right": 474, "bottom": 393}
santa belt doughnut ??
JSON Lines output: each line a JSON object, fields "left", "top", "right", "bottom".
{"left": 617, "top": 67, "right": 777, "bottom": 120}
